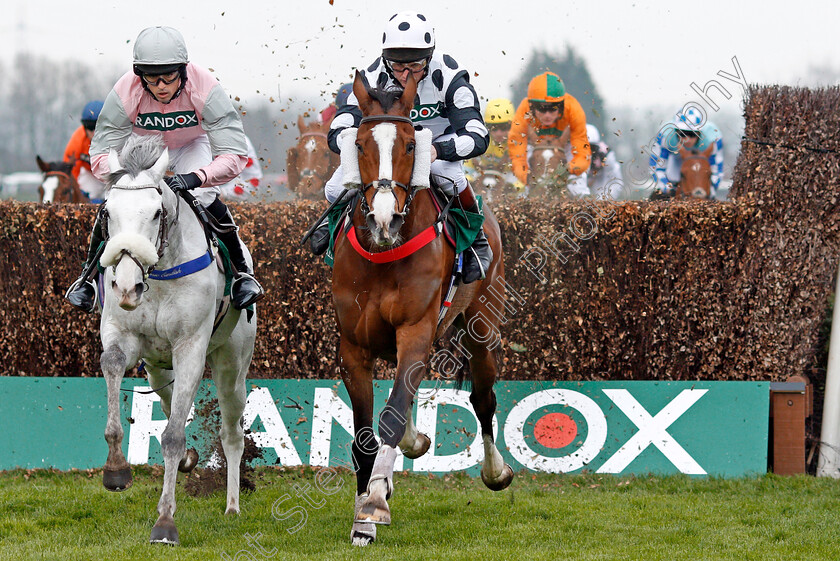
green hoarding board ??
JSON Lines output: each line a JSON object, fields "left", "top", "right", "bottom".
{"left": 0, "top": 378, "right": 768, "bottom": 477}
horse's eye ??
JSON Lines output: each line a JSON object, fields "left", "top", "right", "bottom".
{"left": 356, "top": 143, "right": 364, "bottom": 155}
{"left": 153, "top": 209, "right": 161, "bottom": 220}
{"left": 406, "top": 143, "right": 416, "bottom": 154}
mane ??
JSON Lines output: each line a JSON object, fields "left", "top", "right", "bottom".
{"left": 367, "top": 87, "right": 404, "bottom": 114}
{"left": 107, "top": 134, "right": 166, "bottom": 188}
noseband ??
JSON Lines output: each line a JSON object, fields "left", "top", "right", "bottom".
{"left": 358, "top": 114, "right": 417, "bottom": 219}
{"left": 102, "top": 183, "right": 174, "bottom": 281}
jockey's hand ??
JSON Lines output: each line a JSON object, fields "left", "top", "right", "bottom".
{"left": 513, "top": 179, "right": 527, "bottom": 191}
{"left": 164, "top": 172, "right": 202, "bottom": 193}
{"left": 79, "top": 153, "right": 91, "bottom": 164}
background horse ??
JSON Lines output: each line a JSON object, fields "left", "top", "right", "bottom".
{"left": 331, "top": 72, "right": 513, "bottom": 546}
{"left": 676, "top": 145, "right": 714, "bottom": 199}
{"left": 36, "top": 156, "right": 88, "bottom": 203}
{"left": 527, "top": 128, "right": 570, "bottom": 199}
{"left": 96, "top": 135, "right": 257, "bottom": 545}
{"left": 286, "top": 115, "right": 339, "bottom": 200}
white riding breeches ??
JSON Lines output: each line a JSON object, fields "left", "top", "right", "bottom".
{"left": 167, "top": 135, "right": 221, "bottom": 206}
{"left": 325, "top": 158, "right": 468, "bottom": 203}
{"left": 78, "top": 167, "right": 106, "bottom": 202}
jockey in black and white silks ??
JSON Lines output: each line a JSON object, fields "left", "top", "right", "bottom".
{"left": 314, "top": 11, "right": 493, "bottom": 284}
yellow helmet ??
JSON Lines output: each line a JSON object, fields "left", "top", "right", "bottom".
{"left": 484, "top": 98, "right": 515, "bottom": 125}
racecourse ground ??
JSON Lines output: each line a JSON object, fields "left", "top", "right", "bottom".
{"left": 1, "top": 466, "right": 839, "bottom": 560}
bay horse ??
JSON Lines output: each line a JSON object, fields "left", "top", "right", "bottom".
{"left": 96, "top": 134, "right": 257, "bottom": 545}
{"left": 332, "top": 71, "right": 513, "bottom": 546}
{"left": 36, "top": 156, "right": 88, "bottom": 203}
{"left": 527, "top": 128, "right": 570, "bottom": 199}
{"left": 286, "top": 115, "right": 339, "bottom": 200}
{"left": 676, "top": 145, "right": 714, "bottom": 199}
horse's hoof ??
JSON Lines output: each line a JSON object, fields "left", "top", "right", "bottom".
{"left": 356, "top": 495, "right": 391, "bottom": 525}
{"left": 150, "top": 519, "right": 179, "bottom": 546}
{"left": 102, "top": 467, "right": 132, "bottom": 491}
{"left": 482, "top": 463, "right": 515, "bottom": 491}
{"left": 350, "top": 523, "right": 376, "bottom": 546}
{"left": 401, "top": 432, "right": 431, "bottom": 459}
{"left": 178, "top": 448, "right": 199, "bottom": 473}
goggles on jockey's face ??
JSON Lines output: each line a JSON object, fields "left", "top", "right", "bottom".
{"left": 141, "top": 71, "right": 180, "bottom": 87}
{"left": 675, "top": 129, "right": 700, "bottom": 139}
{"left": 386, "top": 58, "right": 428, "bottom": 75}
{"left": 488, "top": 122, "right": 511, "bottom": 132}
{"left": 531, "top": 102, "right": 562, "bottom": 114}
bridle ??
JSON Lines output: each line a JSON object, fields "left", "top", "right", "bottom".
{"left": 101, "top": 182, "right": 176, "bottom": 281}
{"left": 357, "top": 114, "right": 418, "bottom": 219}
{"left": 42, "top": 170, "right": 78, "bottom": 200}
{"left": 295, "top": 131, "right": 332, "bottom": 185}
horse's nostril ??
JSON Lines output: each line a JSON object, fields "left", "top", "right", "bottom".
{"left": 134, "top": 283, "right": 145, "bottom": 296}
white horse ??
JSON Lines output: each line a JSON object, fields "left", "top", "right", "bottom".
{"left": 97, "top": 134, "right": 257, "bottom": 545}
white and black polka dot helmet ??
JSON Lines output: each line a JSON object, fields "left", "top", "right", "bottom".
{"left": 382, "top": 11, "right": 435, "bottom": 63}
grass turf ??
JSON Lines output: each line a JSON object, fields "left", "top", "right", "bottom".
{"left": 0, "top": 466, "right": 839, "bottom": 560}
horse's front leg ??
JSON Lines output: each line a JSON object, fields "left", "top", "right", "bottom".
{"left": 145, "top": 366, "right": 198, "bottom": 474}
{"left": 338, "top": 338, "right": 377, "bottom": 546}
{"left": 101, "top": 340, "right": 140, "bottom": 491}
{"left": 149, "top": 342, "right": 207, "bottom": 545}
{"left": 358, "top": 322, "right": 433, "bottom": 527}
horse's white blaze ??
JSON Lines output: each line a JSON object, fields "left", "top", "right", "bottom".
{"left": 541, "top": 150, "right": 553, "bottom": 164}
{"left": 305, "top": 138, "right": 317, "bottom": 153}
{"left": 371, "top": 123, "right": 396, "bottom": 180}
{"left": 42, "top": 176, "right": 58, "bottom": 202}
{"left": 372, "top": 189, "right": 398, "bottom": 233}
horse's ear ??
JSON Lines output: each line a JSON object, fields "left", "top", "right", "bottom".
{"left": 298, "top": 115, "right": 306, "bottom": 133}
{"left": 400, "top": 72, "right": 417, "bottom": 115}
{"left": 36, "top": 155, "right": 49, "bottom": 172}
{"left": 702, "top": 143, "right": 715, "bottom": 158}
{"left": 353, "top": 70, "right": 371, "bottom": 113}
{"left": 108, "top": 149, "right": 123, "bottom": 174}
{"left": 150, "top": 148, "right": 169, "bottom": 182}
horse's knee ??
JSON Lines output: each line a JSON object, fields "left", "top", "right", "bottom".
{"left": 160, "top": 428, "right": 186, "bottom": 458}
{"left": 100, "top": 346, "right": 126, "bottom": 374}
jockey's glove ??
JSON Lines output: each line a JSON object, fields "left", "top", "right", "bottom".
{"left": 164, "top": 172, "right": 202, "bottom": 193}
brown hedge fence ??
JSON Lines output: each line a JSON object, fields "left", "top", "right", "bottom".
{"left": 1, "top": 85, "right": 838, "bottom": 383}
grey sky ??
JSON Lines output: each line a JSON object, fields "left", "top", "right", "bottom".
{"left": 3, "top": 0, "right": 838, "bottom": 117}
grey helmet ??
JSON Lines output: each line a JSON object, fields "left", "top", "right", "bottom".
{"left": 132, "top": 26, "right": 189, "bottom": 75}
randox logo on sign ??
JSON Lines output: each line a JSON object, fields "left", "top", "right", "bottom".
{"left": 0, "top": 378, "right": 768, "bottom": 476}
{"left": 410, "top": 103, "right": 442, "bottom": 121}
{"left": 134, "top": 111, "right": 199, "bottom": 131}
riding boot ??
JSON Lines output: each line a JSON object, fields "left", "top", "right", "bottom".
{"left": 207, "top": 199, "right": 265, "bottom": 310}
{"left": 65, "top": 207, "right": 105, "bottom": 312}
{"left": 310, "top": 222, "right": 330, "bottom": 255}
{"left": 457, "top": 184, "right": 493, "bottom": 284}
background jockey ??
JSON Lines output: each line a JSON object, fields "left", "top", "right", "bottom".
{"left": 650, "top": 106, "right": 724, "bottom": 198}
{"left": 465, "top": 98, "right": 521, "bottom": 190}
{"left": 586, "top": 123, "right": 624, "bottom": 200}
{"left": 317, "top": 11, "right": 492, "bottom": 284}
{"left": 220, "top": 135, "right": 263, "bottom": 200}
{"left": 65, "top": 26, "right": 264, "bottom": 313}
{"left": 509, "top": 71, "right": 591, "bottom": 198}
{"left": 63, "top": 100, "right": 106, "bottom": 203}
